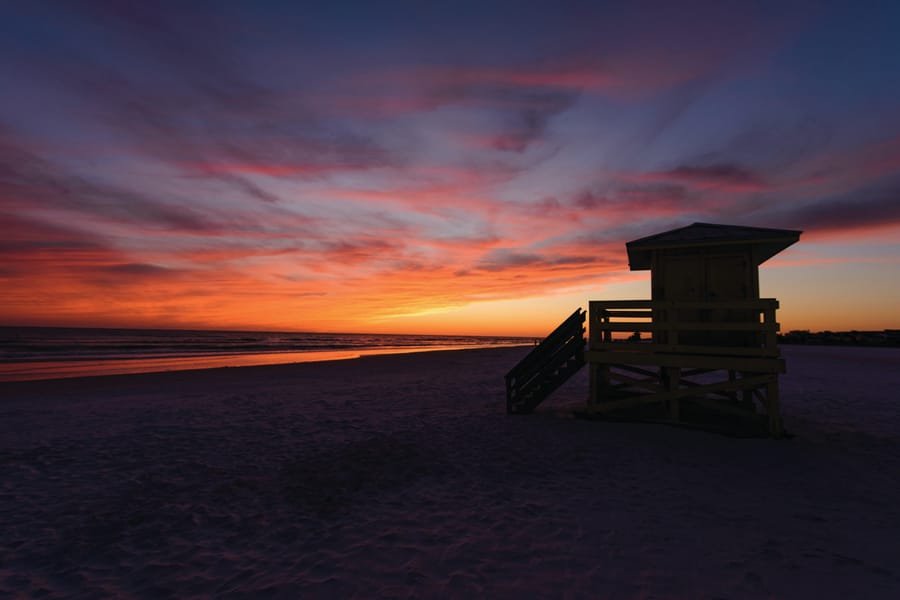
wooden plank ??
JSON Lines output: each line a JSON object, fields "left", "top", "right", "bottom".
{"left": 665, "top": 366, "right": 680, "bottom": 421}
{"left": 522, "top": 357, "right": 585, "bottom": 412}
{"left": 596, "top": 321, "right": 779, "bottom": 332}
{"left": 681, "top": 368, "right": 714, "bottom": 377}
{"left": 585, "top": 350, "right": 786, "bottom": 373}
{"left": 661, "top": 299, "right": 779, "bottom": 310}
{"left": 588, "top": 342, "right": 779, "bottom": 357}
{"left": 591, "top": 375, "right": 777, "bottom": 419}
{"left": 670, "top": 343, "right": 778, "bottom": 356}
{"left": 588, "top": 362, "right": 610, "bottom": 414}
{"left": 614, "top": 364, "right": 660, "bottom": 378}
{"left": 650, "top": 373, "right": 776, "bottom": 404}
{"left": 507, "top": 309, "right": 584, "bottom": 379}
{"left": 766, "top": 380, "right": 783, "bottom": 438}
{"left": 608, "top": 371, "right": 663, "bottom": 393}
{"left": 591, "top": 298, "right": 779, "bottom": 311}
{"left": 510, "top": 326, "right": 583, "bottom": 376}
{"left": 590, "top": 300, "right": 654, "bottom": 309}
{"left": 591, "top": 373, "right": 776, "bottom": 415}
{"left": 510, "top": 327, "right": 584, "bottom": 382}
{"left": 679, "top": 375, "right": 747, "bottom": 403}
{"left": 589, "top": 342, "right": 655, "bottom": 353}
{"left": 596, "top": 323, "right": 657, "bottom": 332}
{"left": 513, "top": 334, "right": 586, "bottom": 406}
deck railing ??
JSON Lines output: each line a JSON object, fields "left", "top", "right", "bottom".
{"left": 589, "top": 299, "right": 780, "bottom": 358}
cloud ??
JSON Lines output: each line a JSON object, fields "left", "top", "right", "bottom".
{"left": 572, "top": 183, "right": 691, "bottom": 215}
{"left": 477, "top": 249, "right": 543, "bottom": 271}
{"left": 474, "top": 247, "right": 605, "bottom": 274}
{"left": 1, "top": 1, "right": 896, "bottom": 334}
{"left": 0, "top": 122, "right": 334, "bottom": 247}
{"left": 22, "top": 6, "right": 400, "bottom": 198}
{"left": 328, "top": 62, "right": 599, "bottom": 157}
{"left": 0, "top": 125, "right": 225, "bottom": 234}
{"left": 412, "top": 65, "right": 616, "bottom": 92}
{"left": 68, "top": 66, "right": 397, "bottom": 187}
{"left": 318, "top": 238, "right": 406, "bottom": 265}
{"left": 862, "top": 135, "right": 900, "bottom": 178}
{"left": 484, "top": 91, "right": 576, "bottom": 153}
{"left": 770, "top": 180, "right": 900, "bottom": 233}
{"left": 0, "top": 211, "right": 106, "bottom": 258}
{"left": 632, "top": 163, "right": 769, "bottom": 192}
{"left": 0, "top": 214, "right": 187, "bottom": 293}
{"left": 98, "top": 263, "right": 177, "bottom": 276}
{"left": 662, "top": 164, "right": 768, "bottom": 191}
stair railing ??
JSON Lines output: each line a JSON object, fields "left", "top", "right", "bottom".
{"left": 506, "top": 308, "right": 586, "bottom": 414}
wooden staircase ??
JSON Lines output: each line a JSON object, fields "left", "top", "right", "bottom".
{"left": 506, "top": 308, "right": 586, "bottom": 414}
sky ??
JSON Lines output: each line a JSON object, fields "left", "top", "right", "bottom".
{"left": 1, "top": 0, "right": 899, "bottom": 337}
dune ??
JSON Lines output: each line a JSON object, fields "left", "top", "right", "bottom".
{"left": 1, "top": 345, "right": 899, "bottom": 598}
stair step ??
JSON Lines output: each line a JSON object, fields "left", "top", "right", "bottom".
{"left": 505, "top": 309, "right": 587, "bottom": 414}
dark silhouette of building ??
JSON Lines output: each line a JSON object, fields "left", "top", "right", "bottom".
{"left": 507, "top": 222, "right": 802, "bottom": 437}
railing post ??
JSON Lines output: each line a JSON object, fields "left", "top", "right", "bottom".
{"left": 667, "top": 300, "right": 678, "bottom": 348}
{"left": 764, "top": 305, "right": 777, "bottom": 351}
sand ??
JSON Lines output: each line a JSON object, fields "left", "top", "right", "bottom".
{"left": 1, "top": 345, "right": 899, "bottom": 598}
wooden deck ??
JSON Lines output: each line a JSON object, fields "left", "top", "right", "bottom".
{"left": 586, "top": 299, "right": 785, "bottom": 436}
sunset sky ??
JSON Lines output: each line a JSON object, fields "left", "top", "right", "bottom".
{"left": 2, "top": 1, "right": 899, "bottom": 337}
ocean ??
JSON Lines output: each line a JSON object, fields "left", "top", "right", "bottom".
{"left": 0, "top": 326, "right": 532, "bottom": 382}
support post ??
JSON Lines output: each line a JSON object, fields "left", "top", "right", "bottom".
{"left": 766, "top": 378, "right": 783, "bottom": 438}
{"left": 727, "top": 369, "right": 738, "bottom": 402}
{"left": 588, "top": 362, "right": 610, "bottom": 414}
{"left": 741, "top": 371, "right": 753, "bottom": 404}
{"left": 665, "top": 366, "right": 681, "bottom": 421}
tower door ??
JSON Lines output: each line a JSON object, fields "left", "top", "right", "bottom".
{"left": 705, "top": 254, "right": 749, "bottom": 301}
{"left": 705, "top": 253, "right": 754, "bottom": 347}
{"left": 656, "top": 251, "right": 755, "bottom": 347}
{"left": 658, "top": 254, "right": 704, "bottom": 344}
{"left": 663, "top": 255, "right": 705, "bottom": 300}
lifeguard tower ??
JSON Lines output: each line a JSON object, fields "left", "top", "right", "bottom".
{"left": 505, "top": 222, "right": 801, "bottom": 436}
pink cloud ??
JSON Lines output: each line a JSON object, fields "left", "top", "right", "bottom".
{"left": 862, "top": 135, "right": 900, "bottom": 179}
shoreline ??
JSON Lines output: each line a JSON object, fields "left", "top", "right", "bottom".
{"left": 0, "top": 341, "right": 534, "bottom": 383}
{"left": 0, "top": 346, "right": 534, "bottom": 400}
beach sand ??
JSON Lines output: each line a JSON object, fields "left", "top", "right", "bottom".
{"left": 2, "top": 345, "right": 899, "bottom": 598}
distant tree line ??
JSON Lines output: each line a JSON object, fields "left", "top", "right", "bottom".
{"left": 779, "top": 330, "right": 900, "bottom": 347}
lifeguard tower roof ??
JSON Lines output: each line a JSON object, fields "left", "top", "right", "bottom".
{"left": 626, "top": 222, "right": 801, "bottom": 271}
